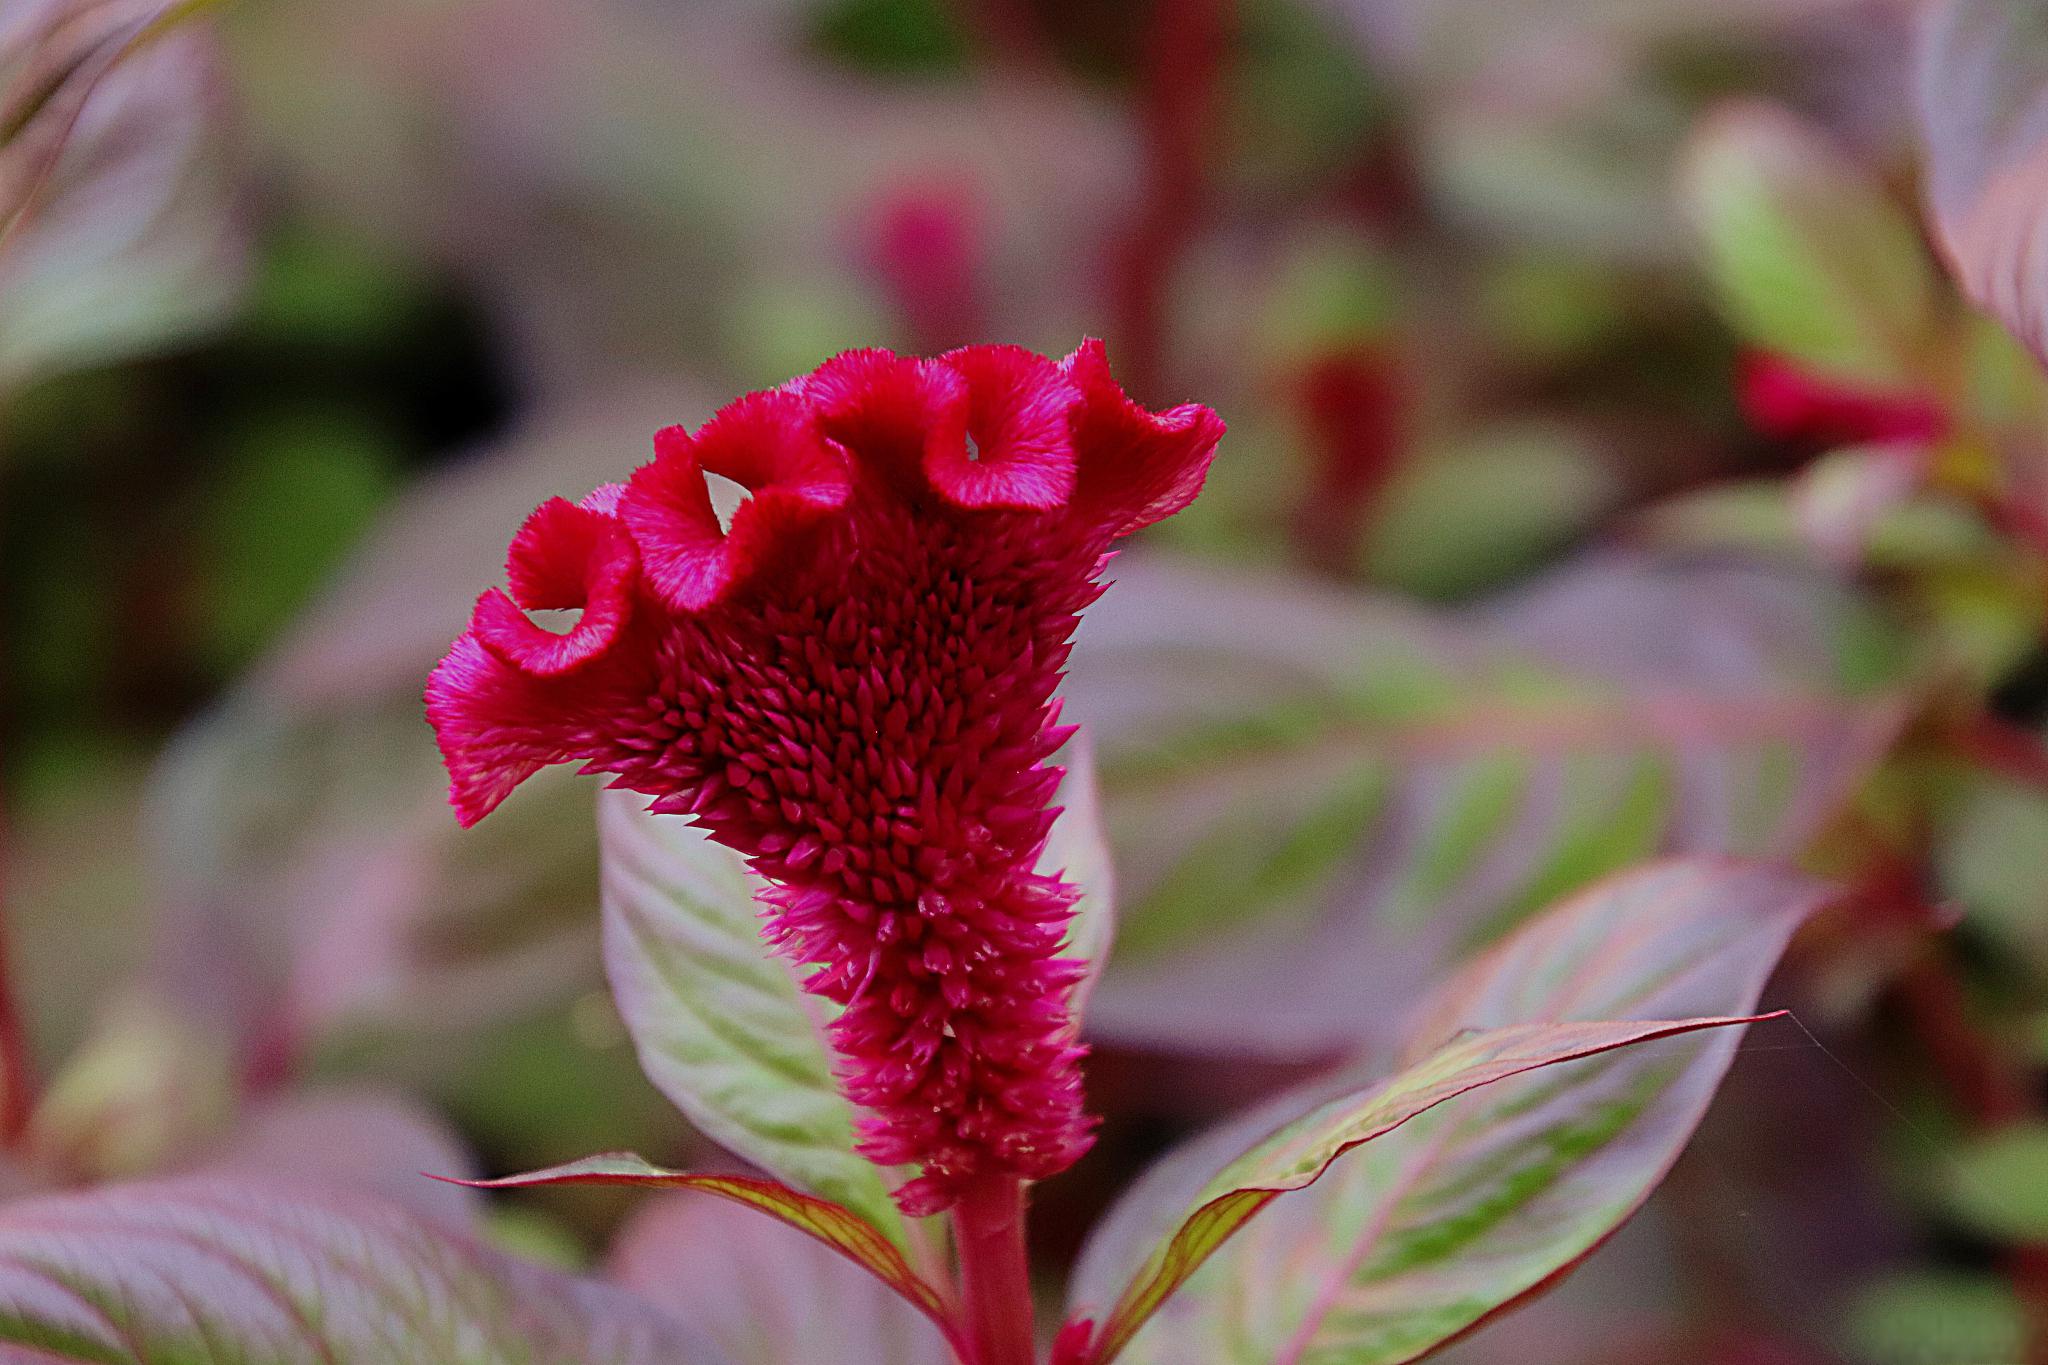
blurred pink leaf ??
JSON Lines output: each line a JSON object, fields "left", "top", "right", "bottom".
{"left": 1917, "top": 0, "right": 2048, "bottom": 366}
{"left": 449, "top": 1152, "right": 964, "bottom": 1355}
{"left": 1792, "top": 441, "right": 1934, "bottom": 567}
{"left": 192, "top": 1086, "right": 482, "bottom": 1230}
{"left": 0, "top": 0, "right": 244, "bottom": 393}
{"left": 1327, "top": 0, "right": 1865, "bottom": 85}
{"left": 1064, "top": 552, "right": 1903, "bottom": 1057}
{"left": 1067, "top": 858, "right": 1830, "bottom": 1365}
{"left": 145, "top": 392, "right": 696, "bottom": 1058}
{"left": 0, "top": 1176, "right": 734, "bottom": 1361}
{"left": 609, "top": 1192, "right": 954, "bottom": 1365}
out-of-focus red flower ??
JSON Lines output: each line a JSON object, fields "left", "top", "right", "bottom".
{"left": 1289, "top": 345, "right": 1408, "bottom": 573}
{"left": 860, "top": 178, "right": 988, "bottom": 353}
{"left": 1737, "top": 350, "right": 1948, "bottom": 449}
{"left": 426, "top": 341, "right": 1223, "bottom": 1215}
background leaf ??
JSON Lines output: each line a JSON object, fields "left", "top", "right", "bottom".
{"left": 137, "top": 395, "right": 700, "bottom": 1163}
{"left": 0, "top": 0, "right": 246, "bottom": 395}
{"left": 609, "top": 1192, "right": 954, "bottom": 1365}
{"left": 0, "top": 1176, "right": 734, "bottom": 1363}
{"left": 1938, "top": 1123, "right": 2048, "bottom": 1243}
{"left": 1680, "top": 99, "right": 1937, "bottom": 385}
{"left": 1065, "top": 552, "right": 1899, "bottom": 1058}
{"left": 1916, "top": 0, "right": 2048, "bottom": 366}
{"left": 1070, "top": 858, "right": 1831, "bottom": 1365}
{"left": 190, "top": 1086, "right": 483, "bottom": 1231}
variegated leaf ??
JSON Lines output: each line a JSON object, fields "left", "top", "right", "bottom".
{"left": 1067, "top": 859, "right": 1830, "bottom": 1365}
{"left": 0, "top": 1176, "right": 735, "bottom": 1362}
{"left": 1066, "top": 553, "right": 1899, "bottom": 1057}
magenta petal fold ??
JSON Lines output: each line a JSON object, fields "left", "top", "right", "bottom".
{"left": 425, "top": 341, "right": 1223, "bottom": 1214}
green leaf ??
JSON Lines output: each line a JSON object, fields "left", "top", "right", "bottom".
{"left": 598, "top": 787, "right": 901, "bottom": 1243}
{"left": 1068, "top": 553, "right": 1901, "bottom": 1057}
{"left": 1363, "top": 422, "right": 1618, "bottom": 599}
{"left": 1844, "top": 1271, "right": 2028, "bottom": 1365}
{"left": 1940, "top": 1123, "right": 2048, "bottom": 1242}
{"left": 1681, "top": 100, "right": 1938, "bottom": 385}
{"left": 0, "top": 1175, "right": 734, "bottom": 1363}
{"left": 1936, "top": 762, "right": 2048, "bottom": 973}
{"left": 452, "top": 1152, "right": 963, "bottom": 1355}
{"left": 1067, "top": 858, "right": 1831, "bottom": 1365}
{"left": 598, "top": 756, "right": 1113, "bottom": 1248}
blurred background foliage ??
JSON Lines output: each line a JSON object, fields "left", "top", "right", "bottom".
{"left": 4, "top": 0, "right": 2048, "bottom": 1361}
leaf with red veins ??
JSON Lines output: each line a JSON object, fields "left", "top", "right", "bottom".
{"left": 441, "top": 1153, "right": 968, "bottom": 1358}
{"left": 0, "top": 1176, "right": 734, "bottom": 1362}
{"left": 1066, "top": 858, "right": 1833, "bottom": 1365}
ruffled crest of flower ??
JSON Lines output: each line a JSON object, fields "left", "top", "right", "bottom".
{"left": 424, "top": 340, "right": 1223, "bottom": 1213}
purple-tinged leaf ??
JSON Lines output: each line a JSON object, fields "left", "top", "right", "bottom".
{"left": 1069, "top": 1014, "right": 1772, "bottom": 1365}
{"left": 1067, "top": 859, "right": 1832, "bottom": 1365}
{"left": 1066, "top": 552, "right": 1901, "bottom": 1057}
{"left": 449, "top": 1152, "right": 965, "bottom": 1356}
{"left": 598, "top": 754, "right": 1111, "bottom": 1251}
{"left": 144, "top": 396, "right": 696, "bottom": 1060}
{"left": 610, "top": 1192, "right": 955, "bottom": 1365}
{"left": 0, "top": 0, "right": 245, "bottom": 394}
{"left": 1916, "top": 0, "right": 2048, "bottom": 366}
{"left": 192, "top": 1087, "right": 481, "bottom": 1231}
{"left": 1045, "top": 739, "right": 1118, "bottom": 1018}
{"left": 0, "top": 1175, "right": 735, "bottom": 1362}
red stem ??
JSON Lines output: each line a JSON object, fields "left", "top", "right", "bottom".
{"left": 1980, "top": 490, "right": 2048, "bottom": 565}
{"left": 1110, "top": 0, "right": 1233, "bottom": 404}
{"left": 1955, "top": 713, "right": 2048, "bottom": 792}
{"left": 0, "top": 821, "right": 33, "bottom": 1144}
{"left": 0, "top": 592, "right": 31, "bottom": 1146}
{"left": 956, "top": 1175, "right": 1036, "bottom": 1365}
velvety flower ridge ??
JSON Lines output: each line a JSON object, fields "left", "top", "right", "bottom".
{"left": 426, "top": 340, "right": 1222, "bottom": 1214}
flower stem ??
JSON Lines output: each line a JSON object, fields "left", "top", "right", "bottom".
{"left": 0, "top": 781, "right": 32, "bottom": 1146}
{"left": 957, "top": 1175, "right": 1036, "bottom": 1365}
{"left": 1111, "top": 0, "right": 1233, "bottom": 403}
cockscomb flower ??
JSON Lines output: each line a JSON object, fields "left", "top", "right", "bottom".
{"left": 426, "top": 341, "right": 1223, "bottom": 1215}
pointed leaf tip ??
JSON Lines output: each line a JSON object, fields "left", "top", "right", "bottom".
{"left": 452, "top": 1152, "right": 964, "bottom": 1354}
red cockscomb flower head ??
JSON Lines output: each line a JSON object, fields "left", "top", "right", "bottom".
{"left": 426, "top": 341, "right": 1223, "bottom": 1215}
